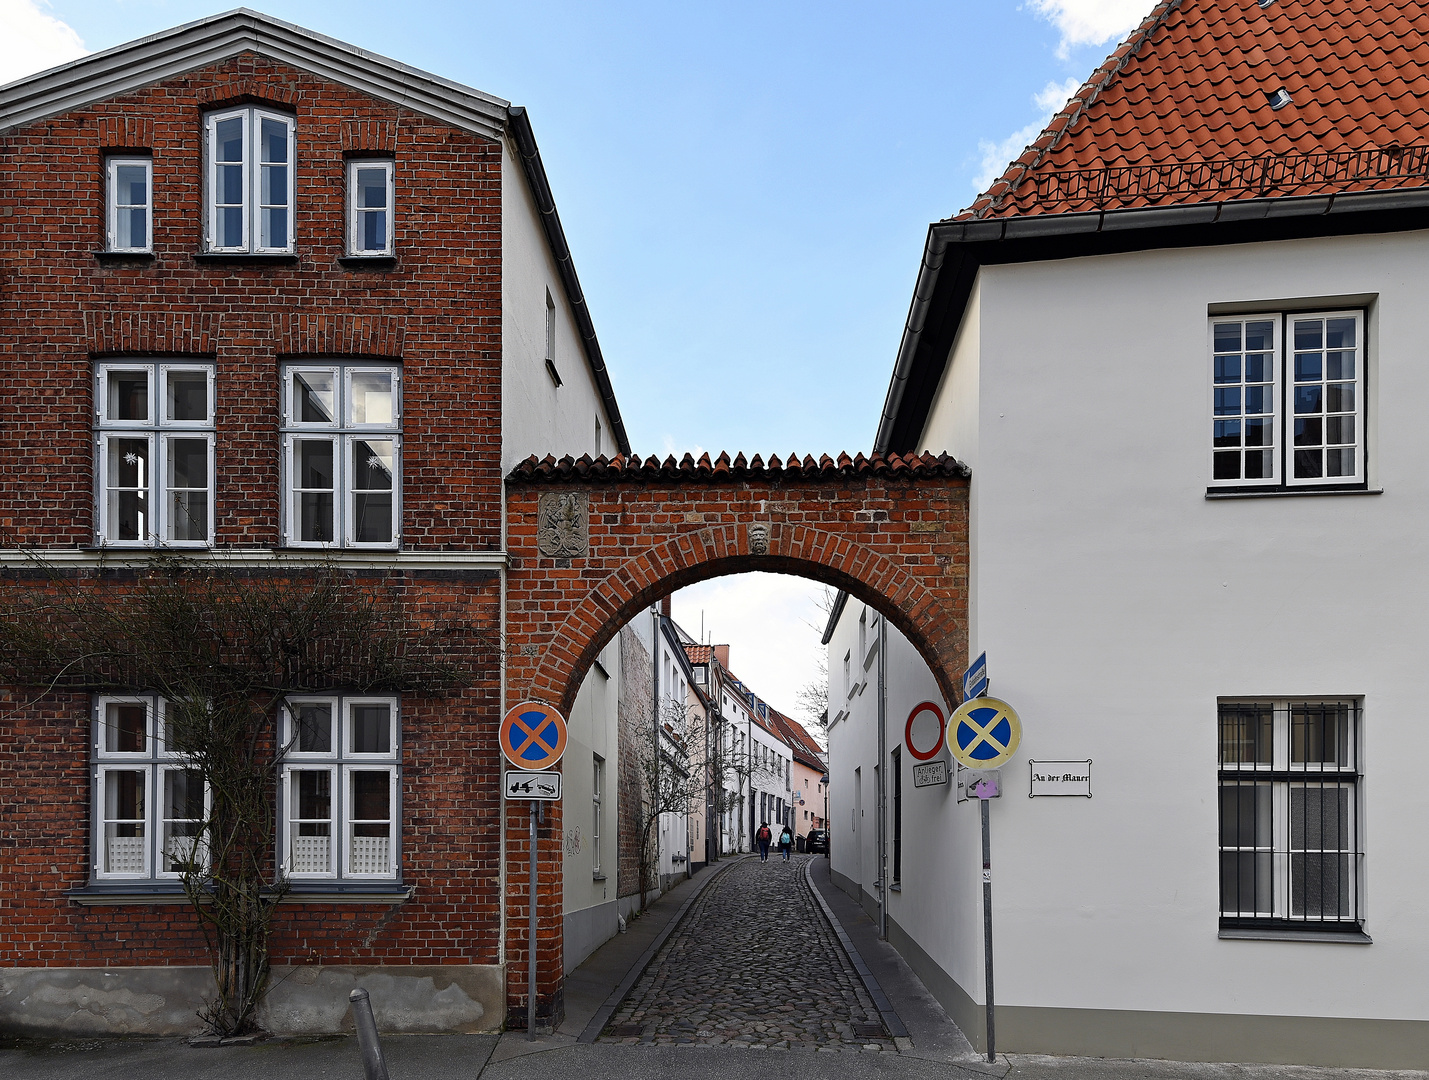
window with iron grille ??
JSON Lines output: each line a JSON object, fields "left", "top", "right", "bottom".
{"left": 1218, "top": 700, "right": 1362, "bottom": 931}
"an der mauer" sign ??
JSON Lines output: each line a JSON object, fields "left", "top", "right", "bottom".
{"left": 1029, "top": 759, "right": 1092, "bottom": 798}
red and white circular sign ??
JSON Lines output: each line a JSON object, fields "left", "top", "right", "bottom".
{"left": 904, "top": 701, "right": 946, "bottom": 761}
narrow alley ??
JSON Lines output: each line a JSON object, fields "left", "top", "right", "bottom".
{"left": 600, "top": 855, "right": 893, "bottom": 1050}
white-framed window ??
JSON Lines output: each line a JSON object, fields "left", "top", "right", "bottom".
{"left": 347, "top": 159, "right": 394, "bottom": 256}
{"left": 592, "top": 755, "right": 604, "bottom": 877}
{"left": 204, "top": 107, "right": 296, "bottom": 253}
{"left": 106, "top": 156, "right": 152, "bottom": 253}
{"left": 281, "top": 363, "right": 401, "bottom": 548}
{"left": 92, "top": 695, "right": 209, "bottom": 881}
{"left": 1209, "top": 310, "right": 1364, "bottom": 489}
{"left": 280, "top": 696, "right": 400, "bottom": 880}
{"left": 95, "top": 362, "right": 215, "bottom": 546}
{"left": 1218, "top": 699, "right": 1362, "bottom": 929}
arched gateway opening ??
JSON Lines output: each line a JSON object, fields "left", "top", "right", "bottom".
{"left": 502, "top": 450, "right": 969, "bottom": 1028}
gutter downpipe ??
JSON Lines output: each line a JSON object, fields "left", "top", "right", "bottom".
{"left": 876, "top": 613, "right": 888, "bottom": 939}
{"left": 874, "top": 224, "right": 951, "bottom": 454}
{"left": 652, "top": 608, "right": 661, "bottom": 903}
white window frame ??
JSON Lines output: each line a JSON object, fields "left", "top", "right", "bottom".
{"left": 93, "top": 695, "right": 209, "bottom": 882}
{"left": 1207, "top": 310, "right": 1365, "bottom": 490}
{"left": 1218, "top": 699, "right": 1362, "bottom": 926}
{"left": 204, "top": 107, "right": 296, "bottom": 254}
{"left": 592, "top": 755, "right": 604, "bottom": 877}
{"left": 347, "top": 158, "right": 395, "bottom": 256}
{"left": 95, "top": 362, "right": 216, "bottom": 547}
{"left": 280, "top": 694, "right": 400, "bottom": 882}
{"left": 106, "top": 156, "right": 152, "bottom": 253}
{"left": 281, "top": 363, "right": 401, "bottom": 549}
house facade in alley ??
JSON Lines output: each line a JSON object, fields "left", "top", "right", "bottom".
{"left": 827, "top": 0, "right": 1429, "bottom": 1068}
{"left": 0, "top": 10, "right": 633, "bottom": 1035}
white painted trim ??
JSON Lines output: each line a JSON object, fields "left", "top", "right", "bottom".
{"left": 0, "top": 548, "right": 507, "bottom": 570}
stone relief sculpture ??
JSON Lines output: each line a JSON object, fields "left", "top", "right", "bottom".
{"left": 748, "top": 522, "right": 770, "bottom": 555}
{"left": 537, "top": 492, "right": 588, "bottom": 558}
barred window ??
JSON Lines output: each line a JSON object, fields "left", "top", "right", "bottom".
{"left": 1218, "top": 700, "right": 1362, "bottom": 930}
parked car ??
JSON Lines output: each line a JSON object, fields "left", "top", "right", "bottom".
{"left": 805, "top": 828, "right": 829, "bottom": 854}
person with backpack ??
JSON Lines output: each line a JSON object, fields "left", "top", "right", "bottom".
{"left": 755, "top": 822, "right": 772, "bottom": 861}
{"left": 778, "top": 824, "right": 794, "bottom": 861}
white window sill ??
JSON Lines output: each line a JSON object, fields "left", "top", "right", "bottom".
{"left": 1205, "top": 487, "right": 1382, "bottom": 500}
{"left": 1218, "top": 927, "right": 1371, "bottom": 944}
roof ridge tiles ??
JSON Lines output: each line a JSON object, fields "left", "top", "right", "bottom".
{"left": 507, "top": 451, "right": 971, "bottom": 482}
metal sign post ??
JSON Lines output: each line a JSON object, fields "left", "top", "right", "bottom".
{"left": 500, "top": 702, "right": 568, "bottom": 1042}
{"left": 949, "top": 696, "right": 1020, "bottom": 1064}
{"left": 528, "top": 799, "right": 537, "bottom": 1041}
{"left": 980, "top": 796, "right": 996, "bottom": 1064}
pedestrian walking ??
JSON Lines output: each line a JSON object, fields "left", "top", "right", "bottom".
{"left": 778, "top": 824, "right": 793, "bottom": 861}
{"left": 756, "top": 822, "right": 772, "bottom": 861}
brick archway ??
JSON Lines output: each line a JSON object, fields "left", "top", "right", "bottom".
{"left": 501, "top": 451, "right": 969, "bottom": 1028}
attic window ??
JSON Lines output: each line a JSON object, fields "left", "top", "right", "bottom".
{"left": 1266, "top": 89, "right": 1292, "bottom": 111}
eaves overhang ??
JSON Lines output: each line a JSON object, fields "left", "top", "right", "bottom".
{"left": 874, "top": 187, "right": 1429, "bottom": 454}
{"left": 0, "top": 7, "right": 631, "bottom": 457}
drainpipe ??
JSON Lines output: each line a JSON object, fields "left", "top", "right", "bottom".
{"left": 876, "top": 614, "right": 888, "bottom": 939}
{"left": 652, "top": 606, "right": 661, "bottom": 902}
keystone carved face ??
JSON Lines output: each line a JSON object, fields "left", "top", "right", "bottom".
{"left": 748, "top": 522, "right": 770, "bottom": 555}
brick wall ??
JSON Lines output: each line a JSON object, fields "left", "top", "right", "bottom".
{"left": 0, "top": 53, "right": 504, "bottom": 549}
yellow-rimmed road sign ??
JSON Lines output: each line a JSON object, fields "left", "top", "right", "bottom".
{"left": 949, "top": 697, "right": 1022, "bottom": 769}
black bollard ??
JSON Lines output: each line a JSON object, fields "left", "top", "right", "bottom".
{"left": 349, "top": 987, "right": 391, "bottom": 1080}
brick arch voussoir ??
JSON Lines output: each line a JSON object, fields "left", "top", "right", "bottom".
{"left": 530, "top": 523, "right": 963, "bottom": 716}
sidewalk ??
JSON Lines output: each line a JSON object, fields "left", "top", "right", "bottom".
{"left": 4, "top": 852, "right": 1426, "bottom": 1080}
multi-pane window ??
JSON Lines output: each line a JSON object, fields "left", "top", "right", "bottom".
{"left": 1218, "top": 700, "right": 1362, "bottom": 929}
{"left": 1209, "top": 311, "right": 1364, "bottom": 489}
{"left": 95, "top": 362, "right": 215, "bottom": 546}
{"left": 281, "top": 364, "right": 401, "bottom": 548}
{"left": 105, "top": 157, "right": 152, "bottom": 253}
{"left": 204, "top": 107, "right": 296, "bottom": 253}
{"left": 280, "top": 696, "right": 400, "bottom": 880}
{"left": 92, "top": 696, "right": 208, "bottom": 881}
{"left": 592, "top": 755, "right": 604, "bottom": 877}
{"left": 347, "top": 160, "right": 394, "bottom": 256}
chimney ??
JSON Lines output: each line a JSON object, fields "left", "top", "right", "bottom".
{"left": 714, "top": 644, "right": 730, "bottom": 669}
{"left": 660, "top": 595, "right": 671, "bottom": 617}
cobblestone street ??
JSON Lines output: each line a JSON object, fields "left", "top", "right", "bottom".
{"left": 600, "top": 855, "right": 895, "bottom": 1050}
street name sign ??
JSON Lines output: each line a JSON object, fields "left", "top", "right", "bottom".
{"left": 499, "top": 701, "right": 568, "bottom": 770}
{"left": 948, "top": 697, "right": 1021, "bottom": 769}
{"left": 1029, "top": 760, "right": 1092, "bottom": 798}
{"left": 962, "top": 652, "right": 988, "bottom": 701}
{"left": 505, "top": 770, "right": 562, "bottom": 801}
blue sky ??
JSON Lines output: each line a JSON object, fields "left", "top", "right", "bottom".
{"left": 1, "top": 0, "right": 1148, "bottom": 724}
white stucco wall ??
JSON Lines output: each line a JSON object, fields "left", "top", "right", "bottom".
{"left": 860, "top": 228, "right": 1429, "bottom": 1027}
{"left": 501, "top": 139, "right": 615, "bottom": 472}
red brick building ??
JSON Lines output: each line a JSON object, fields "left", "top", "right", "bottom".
{"left": 0, "top": 10, "right": 626, "bottom": 1036}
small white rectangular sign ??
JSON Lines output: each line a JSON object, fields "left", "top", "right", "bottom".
{"left": 1029, "top": 760, "right": 1092, "bottom": 798}
{"left": 912, "top": 760, "right": 948, "bottom": 788}
{"left": 505, "top": 770, "right": 562, "bottom": 801}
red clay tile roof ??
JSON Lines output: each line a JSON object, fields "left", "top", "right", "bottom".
{"left": 683, "top": 644, "right": 716, "bottom": 664}
{"left": 769, "top": 709, "right": 827, "bottom": 761}
{"left": 967, "top": 0, "right": 1429, "bottom": 219}
{"left": 509, "top": 451, "right": 969, "bottom": 482}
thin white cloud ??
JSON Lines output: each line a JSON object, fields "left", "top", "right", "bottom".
{"left": 971, "top": 76, "right": 1083, "bottom": 196}
{"left": 1029, "top": 0, "right": 1149, "bottom": 58}
{"left": 0, "top": 0, "right": 88, "bottom": 85}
